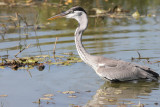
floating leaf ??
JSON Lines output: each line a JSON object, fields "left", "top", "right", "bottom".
{"left": 68, "top": 95, "right": 77, "bottom": 98}
{"left": 125, "top": 102, "right": 135, "bottom": 105}
{"left": 49, "top": 62, "right": 63, "bottom": 65}
{"left": 18, "top": 67, "right": 34, "bottom": 70}
{"left": 57, "top": 91, "right": 61, "bottom": 93}
{"left": 62, "top": 91, "right": 76, "bottom": 94}
{"left": 35, "top": 55, "right": 50, "bottom": 58}
{"left": 46, "top": 101, "right": 55, "bottom": 104}
{"left": 62, "top": 61, "right": 71, "bottom": 66}
{"left": 27, "top": 59, "right": 36, "bottom": 63}
{"left": 40, "top": 97, "right": 53, "bottom": 100}
{"left": 0, "top": 95, "right": 8, "bottom": 97}
{"left": 43, "top": 94, "right": 54, "bottom": 97}
{"left": 108, "top": 98, "right": 116, "bottom": 102}
{"left": 104, "top": 98, "right": 117, "bottom": 102}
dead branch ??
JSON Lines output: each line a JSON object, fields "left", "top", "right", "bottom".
{"left": 15, "top": 44, "right": 31, "bottom": 57}
{"left": 53, "top": 37, "right": 59, "bottom": 60}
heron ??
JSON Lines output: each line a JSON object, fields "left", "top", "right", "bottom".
{"left": 48, "top": 6, "right": 159, "bottom": 81}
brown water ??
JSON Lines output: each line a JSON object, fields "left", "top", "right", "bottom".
{"left": 0, "top": 0, "right": 160, "bottom": 107}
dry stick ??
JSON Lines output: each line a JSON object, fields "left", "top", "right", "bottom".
{"left": 15, "top": 44, "right": 31, "bottom": 57}
{"left": 53, "top": 37, "right": 59, "bottom": 60}
{"left": 137, "top": 51, "right": 141, "bottom": 59}
{"left": 27, "top": 69, "right": 32, "bottom": 78}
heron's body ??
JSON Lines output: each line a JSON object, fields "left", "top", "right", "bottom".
{"left": 48, "top": 6, "right": 159, "bottom": 81}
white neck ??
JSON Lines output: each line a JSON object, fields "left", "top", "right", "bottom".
{"left": 74, "top": 12, "right": 97, "bottom": 70}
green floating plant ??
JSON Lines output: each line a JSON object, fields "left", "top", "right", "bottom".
{"left": 0, "top": 53, "right": 82, "bottom": 70}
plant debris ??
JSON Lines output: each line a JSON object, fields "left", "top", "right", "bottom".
{"left": 131, "top": 51, "right": 150, "bottom": 62}
{"left": 68, "top": 95, "right": 77, "bottom": 98}
{"left": 32, "top": 99, "right": 41, "bottom": 104}
{"left": 33, "top": 93, "right": 55, "bottom": 105}
{"left": 0, "top": 94, "right": 8, "bottom": 97}
{"left": 40, "top": 97, "right": 53, "bottom": 100}
{"left": 43, "top": 94, "right": 54, "bottom": 97}
{"left": 0, "top": 56, "right": 44, "bottom": 71}
{"left": 62, "top": 91, "right": 76, "bottom": 94}
{"left": 0, "top": 53, "right": 82, "bottom": 71}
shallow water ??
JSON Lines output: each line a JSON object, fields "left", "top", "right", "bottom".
{"left": 0, "top": 0, "right": 160, "bottom": 107}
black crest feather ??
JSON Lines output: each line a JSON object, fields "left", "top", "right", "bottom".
{"left": 71, "top": 6, "right": 87, "bottom": 14}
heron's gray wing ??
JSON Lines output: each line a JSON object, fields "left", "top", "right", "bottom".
{"left": 96, "top": 57, "right": 159, "bottom": 81}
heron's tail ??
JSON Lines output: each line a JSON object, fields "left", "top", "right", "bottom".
{"left": 140, "top": 67, "right": 159, "bottom": 80}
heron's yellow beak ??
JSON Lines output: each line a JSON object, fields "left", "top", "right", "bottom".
{"left": 48, "top": 13, "right": 66, "bottom": 20}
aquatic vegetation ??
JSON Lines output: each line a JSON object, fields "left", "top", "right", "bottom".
{"left": 33, "top": 93, "right": 55, "bottom": 104}
{"left": 89, "top": 5, "right": 156, "bottom": 20}
{"left": 33, "top": 90, "right": 81, "bottom": 106}
{"left": 0, "top": 53, "right": 82, "bottom": 71}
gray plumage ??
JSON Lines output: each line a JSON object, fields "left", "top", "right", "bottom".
{"left": 48, "top": 6, "right": 159, "bottom": 81}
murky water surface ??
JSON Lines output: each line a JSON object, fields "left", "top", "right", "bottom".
{"left": 0, "top": 0, "right": 160, "bottom": 107}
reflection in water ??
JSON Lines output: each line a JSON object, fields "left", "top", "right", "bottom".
{"left": 84, "top": 81, "right": 159, "bottom": 107}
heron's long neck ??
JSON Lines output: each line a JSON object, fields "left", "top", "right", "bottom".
{"left": 74, "top": 14, "right": 96, "bottom": 69}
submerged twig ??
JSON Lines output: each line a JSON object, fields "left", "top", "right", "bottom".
{"left": 53, "top": 37, "right": 59, "bottom": 60}
{"left": 131, "top": 51, "right": 151, "bottom": 63}
{"left": 15, "top": 44, "right": 31, "bottom": 57}
{"left": 27, "top": 69, "right": 32, "bottom": 78}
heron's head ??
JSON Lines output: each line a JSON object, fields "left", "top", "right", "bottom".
{"left": 48, "top": 6, "right": 87, "bottom": 23}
